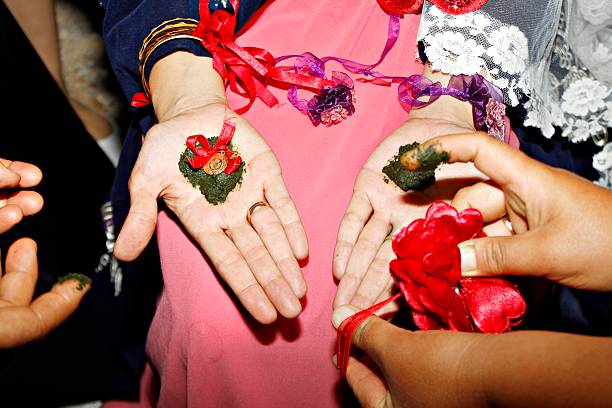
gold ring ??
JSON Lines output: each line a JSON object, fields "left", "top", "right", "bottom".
{"left": 246, "top": 201, "right": 270, "bottom": 225}
{"left": 502, "top": 216, "right": 514, "bottom": 234}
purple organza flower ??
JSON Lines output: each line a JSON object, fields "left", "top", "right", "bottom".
{"left": 307, "top": 84, "right": 356, "bottom": 127}
{"left": 485, "top": 98, "right": 506, "bottom": 141}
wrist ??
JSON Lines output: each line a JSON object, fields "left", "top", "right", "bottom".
{"left": 453, "top": 333, "right": 493, "bottom": 407}
{"left": 150, "top": 51, "right": 228, "bottom": 122}
{"left": 408, "top": 65, "right": 476, "bottom": 131}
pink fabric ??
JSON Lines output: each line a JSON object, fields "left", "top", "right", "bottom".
{"left": 112, "top": 2, "right": 421, "bottom": 407}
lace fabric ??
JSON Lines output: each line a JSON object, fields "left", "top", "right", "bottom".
{"left": 417, "top": 0, "right": 612, "bottom": 185}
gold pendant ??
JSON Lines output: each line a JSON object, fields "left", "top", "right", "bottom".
{"left": 202, "top": 152, "right": 228, "bottom": 175}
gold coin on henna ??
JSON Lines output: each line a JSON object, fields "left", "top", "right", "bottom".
{"left": 202, "top": 152, "right": 229, "bottom": 176}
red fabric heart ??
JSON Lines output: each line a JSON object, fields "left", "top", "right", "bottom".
{"left": 459, "top": 278, "right": 526, "bottom": 332}
{"left": 390, "top": 201, "right": 525, "bottom": 332}
{"left": 377, "top": 0, "right": 424, "bottom": 15}
{"left": 430, "top": 0, "right": 490, "bottom": 15}
{"left": 376, "top": 0, "right": 489, "bottom": 16}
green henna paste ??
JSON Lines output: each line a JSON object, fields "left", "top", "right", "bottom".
{"left": 179, "top": 136, "right": 245, "bottom": 205}
{"left": 57, "top": 273, "right": 92, "bottom": 290}
{"left": 382, "top": 142, "right": 449, "bottom": 191}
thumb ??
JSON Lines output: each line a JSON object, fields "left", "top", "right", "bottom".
{"left": 333, "top": 305, "right": 396, "bottom": 366}
{"left": 114, "top": 186, "right": 158, "bottom": 261}
{"left": 459, "top": 232, "right": 545, "bottom": 278}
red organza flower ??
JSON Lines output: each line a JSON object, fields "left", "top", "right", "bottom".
{"left": 390, "top": 201, "right": 525, "bottom": 333}
{"left": 376, "top": 0, "right": 489, "bottom": 16}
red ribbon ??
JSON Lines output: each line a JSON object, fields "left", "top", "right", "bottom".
{"left": 131, "top": 92, "right": 152, "bottom": 108}
{"left": 193, "top": 0, "right": 334, "bottom": 114}
{"left": 336, "top": 293, "right": 401, "bottom": 376}
{"left": 185, "top": 120, "right": 242, "bottom": 174}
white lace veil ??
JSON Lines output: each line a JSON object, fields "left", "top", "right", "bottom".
{"left": 417, "top": 0, "right": 612, "bottom": 186}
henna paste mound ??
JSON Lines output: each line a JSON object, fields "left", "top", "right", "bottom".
{"left": 382, "top": 142, "right": 449, "bottom": 191}
{"left": 179, "top": 136, "right": 245, "bottom": 205}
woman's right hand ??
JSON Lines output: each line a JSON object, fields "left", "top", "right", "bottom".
{"left": 418, "top": 132, "right": 612, "bottom": 291}
{"left": 114, "top": 53, "right": 308, "bottom": 324}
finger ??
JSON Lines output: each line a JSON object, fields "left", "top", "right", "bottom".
{"left": 401, "top": 133, "right": 538, "bottom": 188}
{"left": 229, "top": 222, "right": 302, "bottom": 319}
{"left": 372, "top": 279, "right": 400, "bottom": 316}
{"left": 5, "top": 190, "right": 44, "bottom": 216}
{"left": 114, "top": 182, "right": 158, "bottom": 261}
{"left": 345, "top": 356, "right": 390, "bottom": 408}
{"left": 265, "top": 175, "right": 308, "bottom": 260}
{"left": 0, "top": 238, "right": 38, "bottom": 306}
{"left": 451, "top": 181, "right": 506, "bottom": 223}
{"left": 347, "top": 238, "right": 395, "bottom": 310}
{"left": 332, "top": 305, "right": 398, "bottom": 366}
{"left": 196, "top": 229, "right": 278, "bottom": 324}
{"left": 334, "top": 215, "right": 390, "bottom": 308}
{"left": 29, "top": 275, "right": 91, "bottom": 339}
{"left": 0, "top": 161, "right": 21, "bottom": 189}
{"left": 249, "top": 205, "right": 307, "bottom": 298}
{"left": 0, "top": 205, "right": 24, "bottom": 234}
{"left": 5, "top": 160, "right": 43, "bottom": 188}
{"left": 333, "top": 191, "right": 373, "bottom": 280}
{"left": 459, "top": 230, "right": 548, "bottom": 278}
{"left": 482, "top": 218, "right": 513, "bottom": 237}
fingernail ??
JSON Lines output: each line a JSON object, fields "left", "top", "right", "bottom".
{"left": 399, "top": 144, "right": 421, "bottom": 171}
{"left": 458, "top": 242, "right": 478, "bottom": 277}
{"left": 332, "top": 305, "right": 359, "bottom": 329}
{"left": 332, "top": 354, "right": 338, "bottom": 368}
{"left": 56, "top": 273, "right": 92, "bottom": 291}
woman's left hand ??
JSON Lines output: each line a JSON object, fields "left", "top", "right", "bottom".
{"left": 332, "top": 116, "right": 486, "bottom": 309}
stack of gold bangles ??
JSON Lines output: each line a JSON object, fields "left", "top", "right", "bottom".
{"left": 138, "top": 18, "right": 200, "bottom": 98}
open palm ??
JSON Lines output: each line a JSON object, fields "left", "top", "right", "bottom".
{"left": 114, "top": 103, "right": 307, "bottom": 324}
{"left": 333, "top": 117, "right": 486, "bottom": 310}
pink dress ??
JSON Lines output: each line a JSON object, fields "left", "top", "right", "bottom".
{"left": 109, "top": 1, "right": 421, "bottom": 406}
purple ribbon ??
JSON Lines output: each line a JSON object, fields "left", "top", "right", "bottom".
{"left": 275, "top": 14, "right": 402, "bottom": 126}
{"left": 274, "top": 13, "right": 508, "bottom": 139}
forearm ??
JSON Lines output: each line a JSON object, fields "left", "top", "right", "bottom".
{"left": 5, "top": 0, "right": 64, "bottom": 88}
{"left": 149, "top": 51, "right": 227, "bottom": 122}
{"left": 102, "top": 0, "right": 264, "bottom": 103}
{"left": 480, "top": 331, "right": 612, "bottom": 407}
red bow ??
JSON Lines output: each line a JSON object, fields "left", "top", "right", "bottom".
{"left": 376, "top": 0, "right": 489, "bottom": 15}
{"left": 336, "top": 201, "right": 525, "bottom": 377}
{"left": 192, "top": 0, "right": 334, "bottom": 114}
{"left": 185, "top": 120, "right": 242, "bottom": 174}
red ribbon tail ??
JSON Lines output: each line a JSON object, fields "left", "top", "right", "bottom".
{"left": 216, "top": 120, "right": 237, "bottom": 146}
{"left": 224, "top": 157, "right": 242, "bottom": 174}
{"left": 336, "top": 292, "right": 402, "bottom": 377}
{"left": 252, "top": 76, "right": 279, "bottom": 108}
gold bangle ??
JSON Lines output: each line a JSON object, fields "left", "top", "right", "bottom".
{"left": 137, "top": 18, "right": 200, "bottom": 98}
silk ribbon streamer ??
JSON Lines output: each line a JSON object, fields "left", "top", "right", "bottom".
{"left": 192, "top": 0, "right": 333, "bottom": 114}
